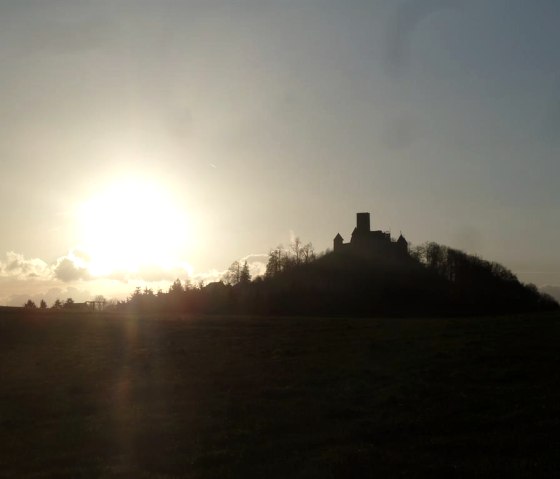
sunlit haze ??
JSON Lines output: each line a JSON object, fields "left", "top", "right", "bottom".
{"left": 77, "top": 177, "right": 191, "bottom": 276}
{"left": 1, "top": 0, "right": 559, "bottom": 305}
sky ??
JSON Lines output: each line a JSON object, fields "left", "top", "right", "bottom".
{"left": 1, "top": 0, "right": 559, "bottom": 305}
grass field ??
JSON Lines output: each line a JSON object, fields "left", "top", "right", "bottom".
{"left": 1, "top": 309, "right": 559, "bottom": 477}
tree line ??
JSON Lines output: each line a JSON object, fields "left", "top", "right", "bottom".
{"left": 23, "top": 296, "right": 107, "bottom": 311}
{"left": 21, "top": 237, "right": 557, "bottom": 316}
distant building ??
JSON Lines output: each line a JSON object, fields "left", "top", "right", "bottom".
{"left": 333, "top": 212, "right": 408, "bottom": 257}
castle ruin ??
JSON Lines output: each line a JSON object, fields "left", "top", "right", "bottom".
{"left": 333, "top": 212, "right": 408, "bottom": 258}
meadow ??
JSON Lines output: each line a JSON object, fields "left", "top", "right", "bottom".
{"left": 1, "top": 308, "right": 559, "bottom": 477}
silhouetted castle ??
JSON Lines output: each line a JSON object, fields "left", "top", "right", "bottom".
{"left": 333, "top": 212, "right": 408, "bottom": 257}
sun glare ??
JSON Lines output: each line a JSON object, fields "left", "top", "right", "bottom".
{"left": 77, "top": 178, "right": 190, "bottom": 276}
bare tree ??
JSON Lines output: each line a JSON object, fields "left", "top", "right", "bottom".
{"left": 301, "top": 242, "right": 315, "bottom": 263}
{"left": 265, "top": 246, "right": 284, "bottom": 278}
{"left": 93, "top": 295, "right": 107, "bottom": 311}
{"left": 290, "top": 237, "right": 303, "bottom": 264}
{"left": 224, "top": 260, "right": 242, "bottom": 285}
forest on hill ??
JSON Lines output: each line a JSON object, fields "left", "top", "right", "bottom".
{"left": 103, "top": 239, "right": 557, "bottom": 317}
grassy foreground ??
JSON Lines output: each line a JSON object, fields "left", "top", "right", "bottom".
{"left": 1, "top": 309, "right": 559, "bottom": 478}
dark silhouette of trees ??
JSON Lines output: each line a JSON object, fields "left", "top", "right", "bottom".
{"left": 265, "top": 246, "right": 285, "bottom": 278}
{"left": 223, "top": 260, "right": 251, "bottom": 286}
{"left": 92, "top": 295, "right": 107, "bottom": 311}
{"left": 265, "top": 238, "right": 315, "bottom": 279}
{"left": 102, "top": 238, "right": 557, "bottom": 317}
{"left": 24, "top": 299, "right": 36, "bottom": 309}
{"left": 407, "top": 242, "right": 558, "bottom": 314}
{"left": 169, "top": 279, "right": 183, "bottom": 295}
{"left": 52, "top": 299, "right": 63, "bottom": 309}
{"left": 39, "top": 299, "right": 47, "bottom": 309}
{"left": 290, "top": 237, "right": 315, "bottom": 265}
{"left": 240, "top": 261, "right": 251, "bottom": 284}
{"left": 301, "top": 242, "right": 315, "bottom": 263}
{"left": 224, "top": 261, "right": 243, "bottom": 285}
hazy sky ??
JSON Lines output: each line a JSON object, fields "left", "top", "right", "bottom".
{"left": 1, "top": 0, "right": 559, "bottom": 305}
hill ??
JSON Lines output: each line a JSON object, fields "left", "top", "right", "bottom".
{"left": 246, "top": 244, "right": 557, "bottom": 316}
{"left": 118, "top": 240, "right": 557, "bottom": 317}
{"left": 111, "top": 212, "right": 557, "bottom": 317}
{"left": 541, "top": 285, "right": 560, "bottom": 304}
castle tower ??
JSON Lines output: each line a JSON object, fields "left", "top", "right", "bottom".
{"left": 333, "top": 233, "right": 344, "bottom": 252}
{"left": 356, "top": 212, "right": 370, "bottom": 233}
{"left": 397, "top": 233, "right": 408, "bottom": 254}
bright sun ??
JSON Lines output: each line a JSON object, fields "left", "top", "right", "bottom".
{"left": 77, "top": 178, "right": 190, "bottom": 277}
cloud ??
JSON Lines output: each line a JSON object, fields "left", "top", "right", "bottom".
{"left": 193, "top": 269, "right": 226, "bottom": 285}
{"left": 213, "top": 253, "right": 268, "bottom": 284}
{"left": 0, "top": 251, "right": 50, "bottom": 279}
{"left": 128, "top": 263, "right": 193, "bottom": 283}
{"left": 0, "top": 250, "right": 92, "bottom": 283}
{"left": 0, "top": 248, "right": 269, "bottom": 305}
{"left": 241, "top": 253, "right": 268, "bottom": 278}
{"left": 53, "top": 256, "right": 91, "bottom": 282}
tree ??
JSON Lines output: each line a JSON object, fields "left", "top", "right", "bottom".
{"left": 265, "top": 246, "right": 285, "bottom": 278}
{"left": 301, "top": 242, "right": 315, "bottom": 263}
{"left": 93, "top": 295, "right": 107, "bottom": 311}
{"left": 64, "top": 298, "right": 75, "bottom": 309}
{"left": 266, "top": 239, "right": 314, "bottom": 278}
{"left": 290, "top": 237, "right": 303, "bottom": 264}
{"left": 39, "top": 299, "right": 47, "bottom": 309}
{"left": 52, "top": 299, "right": 63, "bottom": 309}
{"left": 24, "top": 299, "right": 36, "bottom": 309}
{"left": 426, "top": 242, "right": 445, "bottom": 271}
{"left": 224, "top": 260, "right": 242, "bottom": 285}
{"left": 169, "top": 279, "right": 184, "bottom": 295}
{"left": 240, "top": 261, "right": 251, "bottom": 284}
